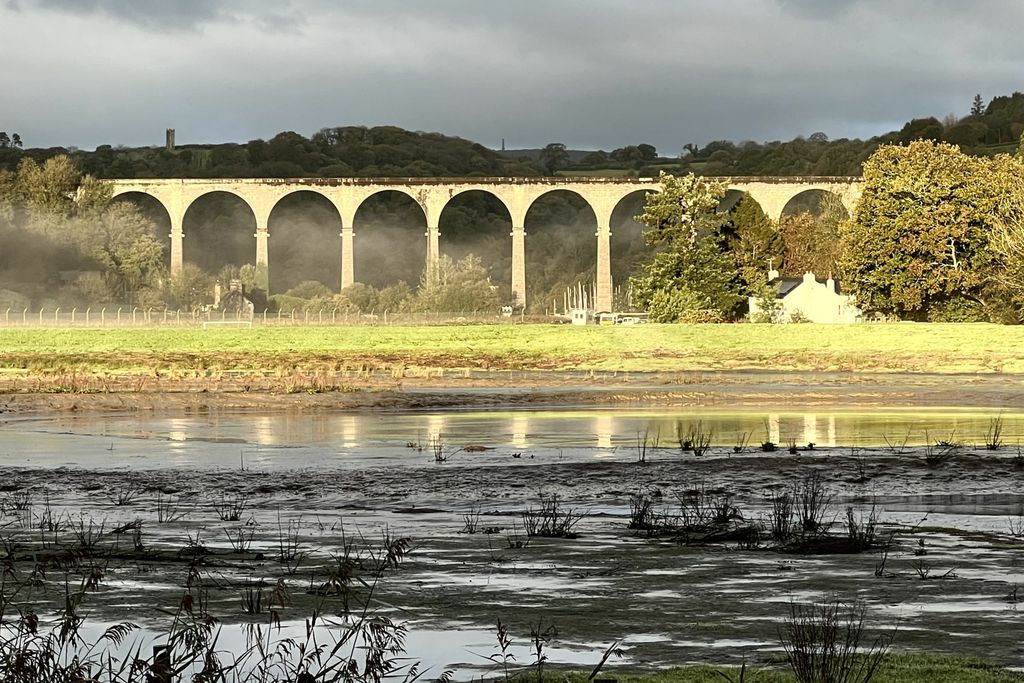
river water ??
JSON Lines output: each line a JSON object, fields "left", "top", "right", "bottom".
{"left": 2, "top": 405, "right": 1024, "bottom": 678}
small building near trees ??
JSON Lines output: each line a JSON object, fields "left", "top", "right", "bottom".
{"left": 749, "top": 270, "right": 862, "bottom": 324}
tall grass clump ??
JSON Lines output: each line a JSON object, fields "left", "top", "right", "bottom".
{"left": 779, "top": 599, "right": 894, "bottom": 683}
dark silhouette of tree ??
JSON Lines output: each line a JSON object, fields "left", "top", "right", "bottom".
{"left": 11, "top": 134, "right": 21, "bottom": 149}
{"left": 0, "top": 132, "right": 9, "bottom": 148}
{"left": 538, "top": 143, "right": 569, "bottom": 175}
{"left": 971, "top": 94, "right": 985, "bottom": 117}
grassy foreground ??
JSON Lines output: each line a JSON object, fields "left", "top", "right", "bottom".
{"left": 0, "top": 323, "right": 1023, "bottom": 376}
{"left": 563, "top": 653, "right": 1023, "bottom": 682}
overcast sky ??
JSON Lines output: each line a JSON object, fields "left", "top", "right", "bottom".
{"left": 2, "top": 0, "right": 1022, "bottom": 154}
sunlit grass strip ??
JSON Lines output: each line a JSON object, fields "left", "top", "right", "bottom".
{"left": 1, "top": 323, "right": 1023, "bottom": 375}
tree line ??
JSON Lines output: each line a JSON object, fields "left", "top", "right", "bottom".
{"left": 632, "top": 140, "right": 1024, "bottom": 324}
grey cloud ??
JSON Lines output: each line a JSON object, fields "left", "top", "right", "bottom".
{"left": 3, "top": 0, "right": 1024, "bottom": 152}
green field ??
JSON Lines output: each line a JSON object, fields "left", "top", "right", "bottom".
{"left": 0, "top": 323, "right": 1022, "bottom": 376}
{"left": 559, "top": 653, "right": 1022, "bottom": 682}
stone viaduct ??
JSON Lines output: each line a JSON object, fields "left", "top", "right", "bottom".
{"left": 109, "top": 176, "right": 862, "bottom": 311}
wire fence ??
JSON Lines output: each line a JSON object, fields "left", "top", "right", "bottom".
{"left": 0, "top": 307, "right": 536, "bottom": 328}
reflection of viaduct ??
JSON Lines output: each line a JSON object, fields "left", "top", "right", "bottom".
{"left": 110, "top": 176, "right": 862, "bottom": 311}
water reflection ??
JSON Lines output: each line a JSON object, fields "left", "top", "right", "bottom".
{"left": 2, "top": 407, "right": 1020, "bottom": 470}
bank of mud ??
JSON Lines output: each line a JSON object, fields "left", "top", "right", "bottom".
{"left": 2, "top": 369, "right": 1024, "bottom": 415}
{"left": 0, "top": 424, "right": 1023, "bottom": 673}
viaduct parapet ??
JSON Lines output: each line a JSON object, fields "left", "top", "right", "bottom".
{"left": 109, "top": 176, "right": 862, "bottom": 311}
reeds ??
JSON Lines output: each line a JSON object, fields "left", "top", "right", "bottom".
{"left": 779, "top": 599, "right": 893, "bottom": 683}
{"left": 214, "top": 494, "right": 248, "bottom": 522}
{"left": 985, "top": 414, "right": 1005, "bottom": 450}
{"left": 521, "top": 495, "right": 583, "bottom": 538}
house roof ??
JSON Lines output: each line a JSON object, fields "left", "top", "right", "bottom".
{"left": 770, "top": 274, "right": 843, "bottom": 297}
{"left": 774, "top": 278, "right": 802, "bottom": 297}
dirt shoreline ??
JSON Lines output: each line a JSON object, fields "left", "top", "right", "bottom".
{"left": 1, "top": 369, "right": 1023, "bottom": 415}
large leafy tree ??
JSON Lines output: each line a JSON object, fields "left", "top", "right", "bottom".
{"left": 538, "top": 143, "right": 569, "bottom": 176}
{"left": 629, "top": 173, "right": 742, "bottom": 322}
{"left": 840, "top": 140, "right": 1010, "bottom": 321}
{"left": 777, "top": 194, "right": 845, "bottom": 277}
{"left": 75, "top": 202, "right": 165, "bottom": 300}
{"left": 411, "top": 254, "right": 501, "bottom": 313}
{"left": 724, "top": 193, "right": 782, "bottom": 295}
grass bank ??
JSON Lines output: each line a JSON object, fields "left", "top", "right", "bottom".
{"left": 1, "top": 323, "right": 1022, "bottom": 377}
{"left": 567, "top": 653, "right": 1022, "bottom": 682}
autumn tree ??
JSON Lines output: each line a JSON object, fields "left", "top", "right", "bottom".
{"left": 984, "top": 156, "right": 1024, "bottom": 320}
{"left": 629, "top": 172, "right": 742, "bottom": 322}
{"left": 840, "top": 140, "right": 1010, "bottom": 321}
{"left": 778, "top": 193, "right": 846, "bottom": 277}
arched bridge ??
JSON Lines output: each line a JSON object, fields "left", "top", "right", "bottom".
{"left": 110, "top": 176, "right": 862, "bottom": 311}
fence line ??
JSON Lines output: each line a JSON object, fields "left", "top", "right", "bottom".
{"left": 0, "top": 307, "right": 535, "bottom": 328}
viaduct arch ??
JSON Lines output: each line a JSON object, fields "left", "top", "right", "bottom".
{"left": 109, "top": 176, "right": 862, "bottom": 311}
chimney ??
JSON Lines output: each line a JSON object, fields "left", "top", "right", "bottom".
{"left": 165, "top": 128, "right": 175, "bottom": 151}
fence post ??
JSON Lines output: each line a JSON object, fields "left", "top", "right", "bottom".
{"left": 117, "top": 308, "right": 122, "bottom": 324}
{"left": 101, "top": 307, "right": 106, "bottom": 325}
{"left": 86, "top": 308, "right": 91, "bottom": 325}
{"left": 22, "top": 308, "right": 27, "bottom": 325}
{"left": 318, "top": 309, "right": 323, "bottom": 325}
{"left": 39, "top": 309, "right": 44, "bottom": 325}
{"left": 263, "top": 308, "right": 268, "bottom": 323}
{"left": 132, "top": 307, "right": 137, "bottom": 325}
{"left": 71, "top": 307, "right": 77, "bottom": 324}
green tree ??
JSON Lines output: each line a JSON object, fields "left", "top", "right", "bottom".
{"left": 725, "top": 194, "right": 782, "bottom": 294}
{"left": 628, "top": 172, "right": 742, "bottom": 321}
{"left": 971, "top": 94, "right": 985, "bottom": 117}
{"left": 840, "top": 140, "right": 1007, "bottom": 320}
{"left": 76, "top": 203, "right": 165, "bottom": 301}
{"left": 538, "top": 143, "right": 569, "bottom": 176}
{"left": 412, "top": 254, "right": 501, "bottom": 313}
{"left": 163, "top": 263, "right": 214, "bottom": 311}
{"left": 0, "top": 133, "right": 8, "bottom": 149}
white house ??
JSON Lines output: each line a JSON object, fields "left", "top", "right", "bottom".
{"left": 748, "top": 270, "right": 862, "bottom": 324}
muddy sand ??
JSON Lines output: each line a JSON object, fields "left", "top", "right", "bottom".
{"left": 0, "top": 370, "right": 1023, "bottom": 675}
{"left": 2, "top": 368, "right": 1024, "bottom": 414}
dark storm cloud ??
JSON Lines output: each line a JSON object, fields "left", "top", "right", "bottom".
{"left": 2, "top": 0, "right": 1023, "bottom": 153}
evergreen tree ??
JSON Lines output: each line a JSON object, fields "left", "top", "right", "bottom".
{"left": 629, "top": 173, "right": 742, "bottom": 321}
{"left": 971, "top": 94, "right": 985, "bottom": 117}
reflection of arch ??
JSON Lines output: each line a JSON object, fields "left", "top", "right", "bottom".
{"left": 267, "top": 190, "right": 343, "bottom": 295}
{"left": 109, "top": 191, "right": 172, "bottom": 268}
{"left": 437, "top": 190, "right": 513, "bottom": 300}
{"left": 182, "top": 191, "right": 257, "bottom": 274}
{"left": 780, "top": 189, "right": 849, "bottom": 219}
{"left": 352, "top": 190, "right": 427, "bottom": 288}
